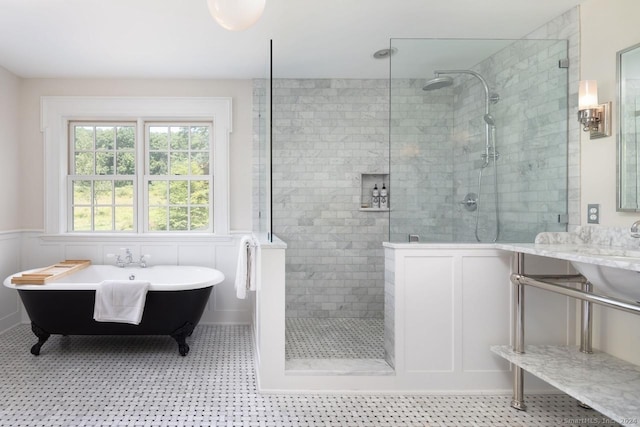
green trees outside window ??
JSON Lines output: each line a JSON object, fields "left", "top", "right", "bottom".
{"left": 147, "top": 125, "right": 211, "bottom": 231}
{"left": 69, "top": 122, "right": 212, "bottom": 233}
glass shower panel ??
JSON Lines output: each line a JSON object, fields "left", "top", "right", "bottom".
{"left": 389, "top": 38, "right": 568, "bottom": 243}
{"left": 252, "top": 40, "right": 272, "bottom": 241}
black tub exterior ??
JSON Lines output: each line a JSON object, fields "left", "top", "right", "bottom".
{"left": 18, "top": 286, "right": 212, "bottom": 356}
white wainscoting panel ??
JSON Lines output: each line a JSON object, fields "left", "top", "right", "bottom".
{"left": 461, "top": 255, "right": 511, "bottom": 373}
{"left": 211, "top": 237, "right": 249, "bottom": 324}
{"left": 403, "top": 255, "right": 455, "bottom": 373}
{"left": 0, "top": 231, "right": 22, "bottom": 332}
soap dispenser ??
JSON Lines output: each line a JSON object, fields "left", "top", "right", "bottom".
{"left": 372, "top": 184, "right": 380, "bottom": 208}
{"left": 380, "top": 183, "right": 388, "bottom": 209}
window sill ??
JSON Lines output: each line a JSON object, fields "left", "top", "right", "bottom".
{"left": 38, "top": 233, "right": 233, "bottom": 243}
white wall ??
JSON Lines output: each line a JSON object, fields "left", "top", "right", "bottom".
{"left": 580, "top": 0, "right": 640, "bottom": 365}
{"left": 0, "top": 67, "right": 24, "bottom": 331}
{"left": 0, "top": 65, "right": 21, "bottom": 231}
{"left": 580, "top": 0, "right": 640, "bottom": 226}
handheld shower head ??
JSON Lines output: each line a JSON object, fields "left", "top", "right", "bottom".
{"left": 483, "top": 113, "right": 495, "bottom": 126}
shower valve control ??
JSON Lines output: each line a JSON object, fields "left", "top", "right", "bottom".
{"left": 587, "top": 204, "right": 600, "bottom": 224}
{"left": 459, "top": 193, "right": 478, "bottom": 212}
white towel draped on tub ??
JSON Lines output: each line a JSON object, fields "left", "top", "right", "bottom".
{"left": 235, "top": 235, "right": 260, "bottom": 299}
{"left": 93, "top": 280, "right": 150, "bottom": 325}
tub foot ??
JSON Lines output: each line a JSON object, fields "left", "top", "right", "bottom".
{"left": 178, "top": 342, "right": 190, "bottom": 357}
{"left": 30, "top": 323, "right": 50, "bottom": 356}
{"left": 171, "top": 322, "right": 194, "bottom": 356}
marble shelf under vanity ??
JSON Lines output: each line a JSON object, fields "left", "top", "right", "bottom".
{"left": 491, "top": 344, "right": 640, "bottom": 422}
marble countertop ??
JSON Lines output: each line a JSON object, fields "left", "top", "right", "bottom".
{"left": 495, "top": 242, "right": 640, "bottom": 272}
{"left": 494, "top": 226, "right": 640, "bottom": 272}
{"left": 385, "top": 226, "right": 640, "bottom": 271}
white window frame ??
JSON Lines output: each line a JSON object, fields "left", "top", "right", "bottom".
{"left": 41, "top": 97, "right": 231, "bottom": 236}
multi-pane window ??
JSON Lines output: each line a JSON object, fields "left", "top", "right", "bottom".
{"left": 146, "top": 124, "right": 212, "bottom": 232}
{"left": 68, "top": 121, "right": 213, "bottom": 233}
{"left": 69, "top": 123, "right": 136, "bottom": 232}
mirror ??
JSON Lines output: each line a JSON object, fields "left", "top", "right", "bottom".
{"left": 618, "top": 42, "right": 640, "bottom": 211}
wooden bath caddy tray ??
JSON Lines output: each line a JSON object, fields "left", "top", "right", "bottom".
{"left": 11, "top": 260, "right": 91, "bottom": 285}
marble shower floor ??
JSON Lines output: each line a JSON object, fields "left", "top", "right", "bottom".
{"left": 0, "top": 324, "right": 620, "bottom": 426}
{"left": 285, "top": 317, "right": 385, "bottom": 360}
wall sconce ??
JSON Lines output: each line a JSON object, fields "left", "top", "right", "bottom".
{"left": 578, "top": 80, "right": 611, "bottom": 139}
{"left": 207, "top": 0, "right": 266, "bottom": 31}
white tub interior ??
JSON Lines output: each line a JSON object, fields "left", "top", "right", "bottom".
{"left": 4, "top": 265, "right": 225, "bottom": 291}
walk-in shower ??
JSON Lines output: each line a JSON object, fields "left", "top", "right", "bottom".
{"left": 255, "top": 37, "right": 570, "bottom": 368}
{"left": 423, "top": 70, "right": 500, "bottom": 242}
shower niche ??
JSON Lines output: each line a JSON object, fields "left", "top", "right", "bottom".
{"left": 360, "top": 173, "right": 390, "bottom": 211}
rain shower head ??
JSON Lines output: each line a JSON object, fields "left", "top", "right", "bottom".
{"left": 422, "top": 75, "right": 454, "bottom": 91}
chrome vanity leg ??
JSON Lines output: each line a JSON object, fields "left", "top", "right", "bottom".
{"left": 511, "top": 367, "right": 527, "bottom": 411}
{"left": 511, "top": 252, "right": 527, "bottom": 411}
{"left": 578, "top": 281, "right": 593, "bottom": 409}
{"left": 580, "top": 281, "right": 593, "bottom": 354}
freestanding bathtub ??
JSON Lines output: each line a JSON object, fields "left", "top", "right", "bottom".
{"left": 3, "top": 265, "right": 225, "bottom": 356}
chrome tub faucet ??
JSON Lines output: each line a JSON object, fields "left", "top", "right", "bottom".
{"left": 111, "top": 248, "right": 149, "bottom": 268}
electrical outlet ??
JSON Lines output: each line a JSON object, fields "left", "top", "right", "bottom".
{"left": 587, "top": 204, "right": 599, "bottom": 224}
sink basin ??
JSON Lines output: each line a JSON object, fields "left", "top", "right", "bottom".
{"left": 571, "top": 261, "right": 640, "bottom": 302}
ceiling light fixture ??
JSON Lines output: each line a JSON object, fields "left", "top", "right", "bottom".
{"left": 206, "top": 0, "right": 266, "bottom": 31}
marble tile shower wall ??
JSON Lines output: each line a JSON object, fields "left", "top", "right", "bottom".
{"left": 389, "top": 81, "right": 455, "bottom": 242}
{"left": 451, "top": 39, "right": 569, "bottom": 242}
{"left": 389, "top": 8, "right": 579, "bottom": 243}
{"left": 271, "top": 79, "right": 389, "bottom": 318}
{"left": 389, "top": 41, "right": 568, "bottom": 244}
{"left": 252, "top": 80, "right": 267, "bottom": 235}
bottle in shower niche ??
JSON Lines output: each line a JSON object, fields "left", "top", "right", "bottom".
{"left": 380, "top": 183, "right": 388, "bottom": 209}
{"left": 372, "top": 184, "right": 380, "bottom": 208}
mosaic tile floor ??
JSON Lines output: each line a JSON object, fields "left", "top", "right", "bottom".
{"left": 0, "top": 324, "right": 621, "bottom": 426}
{"left": 285, "top": 318, "right": 384, "bottom": 360}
